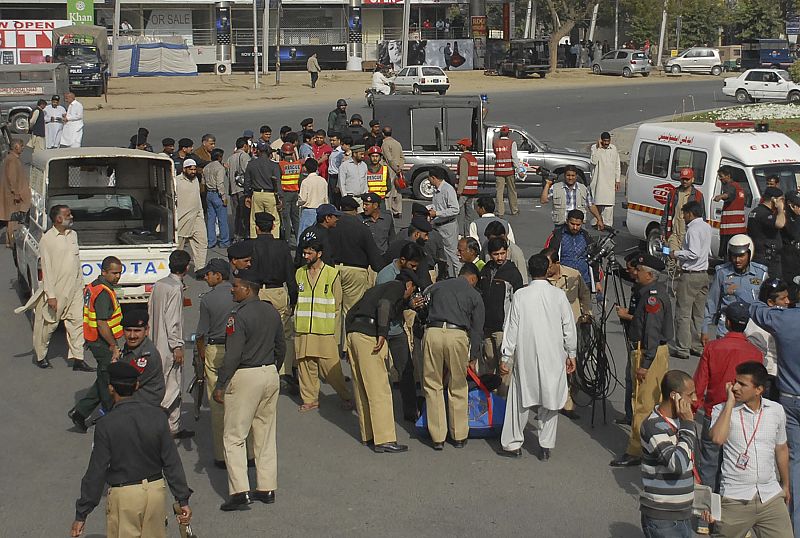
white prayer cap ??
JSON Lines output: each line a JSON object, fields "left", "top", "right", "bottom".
{"left": 183, "top": 158, "right": 197, "bottom": 168}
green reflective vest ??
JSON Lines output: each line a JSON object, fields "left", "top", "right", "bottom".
{"left": 295, "top": 264, "right": 339, "bottom": 335}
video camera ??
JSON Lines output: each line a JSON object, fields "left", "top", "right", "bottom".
{"left": 537, "top": 166, "right": 558, "bottom": 182}
{"left": 586, "top": 227, "right": 618, "bottom": 265}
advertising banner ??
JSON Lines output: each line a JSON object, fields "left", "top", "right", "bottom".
{"left": 234, "top": 44, "right": 347, "bottom": 67}
{"left": 67, "top": 0, "right": 95, "bottom": 25}
{"left": 377, "top": 39, "right": 474, "bottom": 71}
{"left": 146, "top": 9, "right": 194, "bottom": 46}
{"left": 0, "top": 20, "right": 72, "bottom": 64}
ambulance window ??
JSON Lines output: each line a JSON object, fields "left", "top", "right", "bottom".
{"left": 727, "top": 166, "right": 753, "bottom": 206}
{"left": 670, "top": 148, "right": 707, "bottom": 185}
{"left": 753, "top": 164, "right": 800, "bottom": 193}
{"left": 636, "top": 142, "right": 670, "bottom": 178}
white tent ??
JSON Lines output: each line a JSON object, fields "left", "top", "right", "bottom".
{"left": 115, "top": 42, "right": 197, "bottom": 77}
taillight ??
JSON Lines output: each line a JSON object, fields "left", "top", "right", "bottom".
{"left": 420, "top": 78, "right": 426, "bottom": 84}
{"left": 631, "top": 59, "right": 636, "bottom": 64}
{"left": 37, "top": 267, "right": 43, "bottom": 282}
{"left": 145, "top": 284, "right": 153, "bottom": 293}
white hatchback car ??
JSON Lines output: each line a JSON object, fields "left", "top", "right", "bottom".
{"left": 391, "top": 65, "right": 450, "bottom": 95}
{"left": 722, "top": 68, "right": 800, "bottom": 103}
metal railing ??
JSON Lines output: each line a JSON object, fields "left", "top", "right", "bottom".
{"left": 113, "top": 27, "right": 347, "bottom": 47}
{"left": 382, "top": 26, "right": 470, "bottom": 41}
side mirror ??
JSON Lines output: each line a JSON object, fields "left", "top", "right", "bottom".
{"left": 10, "top": 211, "right": 28, "bottom": 224}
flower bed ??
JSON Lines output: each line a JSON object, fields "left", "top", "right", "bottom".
{"left": 702, "top": 103, "right": 800, "bottom": 121}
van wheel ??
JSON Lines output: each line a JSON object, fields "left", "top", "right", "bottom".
{"left": 711, "top": 65, "right": 722, "bottom": 76}
{"left": 735, "top": 89, "right": 752, "bottom": 103}
{"left": 670, "top": 65, "right": 681, "bottom": 74}
{"left": 789, "top": 91, "right": 800, "bottom": 104}
{"left": 412, "top": 172, "right": 435, "bottom": 201}
{"left": 646, "top": 228, "right": 663, "bottom": 258}
{"left": 10, "top": 112, "right": 29, "bottom": 134}
{"left": 622, "top": 67, "right": 633, "bottom": 78}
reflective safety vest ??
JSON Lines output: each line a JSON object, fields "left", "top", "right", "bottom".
{"left": 366, "top": 165, "right": 388, "bottom": 198}
{"left": 295, "top": 264, "right": 339, "bottom": 335}
{"left": 720, "top": 181, "right": 747, "bottom": 236}
{"left": 493, "top": 138, "right": 514, "bottom": 177}
{"left": 459, "top": 151, "right": 479, "bottom": 196}
{"left": 280, "top": 160, "right": 303, "bottom": 192}
{"left": 664, "top": 187, "right": 704, "bottom": 238}
{"left": 83, "top": 282, "right": 123, "bottom": 342}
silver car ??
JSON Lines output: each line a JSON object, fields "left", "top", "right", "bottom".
{"left": 591, "top": 49, "right": 652, "bottom": 78}
{"left": 665, "top": 47, "right": 723, "bottom": 75}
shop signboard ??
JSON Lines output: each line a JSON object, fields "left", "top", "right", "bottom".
{"left": 146, "top": 9, "right": 194, "bottom": 45}
{"left": 67, "top": 0, "right": 95, "bottom": 25}
{"left": 471, "top": 15, "right": 487, "bottom": 37}
{"left": 0, "top": 20, "right": 71, "bottom": 64}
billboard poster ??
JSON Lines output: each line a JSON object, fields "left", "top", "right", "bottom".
{"left": 377, "top": 39, "right": 474, "bottom": 71}
{"left": 0, "top": 20, "right": 72, "bottom": 64}
{"left": 234, "top": 44, "right": 347, "bottom": 67}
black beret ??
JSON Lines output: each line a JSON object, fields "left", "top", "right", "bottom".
{"left": 636, "top": 253, "right": 666, "bottom": 272}
{"left": 227, "top": 241, "right": 253, "bottom": 259}
{"left": 121, "top": 309, "right": 149, "bottom": 328}
{"left": 233, "top": 267, "right": 263, "bottom": 287}
{"left": 340, "top": 196, "right": 360, "bottom": 210}
{"left": 108, "top": 362, "right": 140, "bottom": 384}
{"left": 410, "top": 215, "right": 432, "bottom": 233}
{"left": 254, "top": 212, "right": 275, "bottom": 226}
{"left": 411, "top": 202, "right": 429, "bottom": 216}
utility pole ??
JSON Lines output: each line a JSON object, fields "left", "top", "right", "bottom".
{"left": 263, "top": 0, "right": 269, "bottom": 74}
{"left": 588, "top": 2, "right": 599, "bottom": 42}
{"left": 275, "top": 0, "right": 282, "bottom": 84}
{"left": 614, "top": 0, "right": 619, "bottom": 49}
{"left": 252, "top": 0, "right": 259, "bottom": 88}
{"left": 111, "top": 0, "right": 121, "bottom": 77}
{"left": 524, "top": 0, "right": 532, "bottom": 38}
{"left": 401, "top": 0, "right": 411, "bottom": 68}
{"left": 656, "top": 0, "right": 668, "bottom": 69}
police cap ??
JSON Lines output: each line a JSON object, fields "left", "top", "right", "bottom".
{"left": 340, "top": 196, "right": 360, "bottom": 210}
{"left": 724, "top": 301, "right": 750, "bottom": 326}
{"left": 635, "top": 253, "right": 666, "bottom": 272}
{"left": 254, "top": 212, "right": 275, "bottom": 230}
{"left": 233, "top": 267, "right": 263, "bottom": 287}
{"left": 108, "top": 362, "right": 140, "bottom": 384}
{"left": 195, "top": 258, "right": 230, "bottom": 280}
{"left": 410, "top": 215, "right": 433, "bottom": 233}
{"left": 227, "top": 241, "right": 253, "bottom": 260}
{"left": 121, "top": 309, "right": 149, "bottom": 328}
{"left": 361, "top": 192, "right": 382, "bottom": 204}
{"left": 411, "top": 202, "right": 429, "bottom": 217}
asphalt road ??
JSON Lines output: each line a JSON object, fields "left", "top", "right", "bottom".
{"left": 1, "top": 78, "right": 713, "bottom": 537}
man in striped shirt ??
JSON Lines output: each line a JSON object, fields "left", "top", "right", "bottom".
{"left": 639, "top": 370, "right": 698, "bottom": 537}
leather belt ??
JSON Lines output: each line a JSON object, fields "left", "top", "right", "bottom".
{"left": 682, "top": 270, "right": 707, "bottom": 274}
{"left": 353, "top": 315, "right": 376, "bottom": 325}
{"left": 253, "top": 188, "right": 275, "bottom": 193}
{"left": 111, "top": 473, "right": 162, "bottom": 488}
{"left": 206, "top": 188, "right": 219, "bottom": 193}
{"left": 239, "top": 363, "right": 275, "bottom": 369}
{"left": 427, "top": 321, "right": 466, "bottom": 331}
{"left": 207, "top": 337, "right": 226, "bottom": 345}
{"left": 261, "top": 284, "right": 283, "bottom": 289}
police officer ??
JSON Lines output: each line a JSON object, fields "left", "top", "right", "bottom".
{"left": 195, "top": 258, "right": 235, "bottom": 468}
{"left": 70, "top": 256, "right": 124, "bottom": 432}
{"left": 421, "top": 262, "right": 485, "bottom": 450}
{"left": 345, "top": 270, "right": 420, "bottom": 453}
{"left": 71, "top": 362, "right": 192, "bottom": 538}
{"left": 119, "top": 309, "right": 165, "bottom": 408}
{"left": 227, "top": 241, "right": 254, "bottom": 274}
{"left": 782, "top": 190, "right": 800, "bottom": 280}
{"left": 702, "top": 234, "right": 768, "bottom": 343}
{"left": 244, "top": 140, "right": 282, "bottom": 239}
{"left": 361, "top": 191, "right": 395, "bottom": 255}
{"left": 295, "top": 204, "right": 339, "bottom": 267}
{"left": 610, "top": 253, "right": 672, "bottom": 467}
{"left": 213, "top": 268, "right": 285, "bottom": 511}
{"left": 747, "top": 186, "right": 786, "bottom": 278}
{"left": 251, "top": 212, "right": 299, "bottom": 392}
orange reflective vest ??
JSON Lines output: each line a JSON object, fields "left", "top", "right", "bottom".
{"left": 83, "top": 282, "right": 123, "bottom": 342}
{"left": 459, "top": 151, "right": 479, "bottom": 196}
{"left": 280, "top": 160, "right": 303, "bottom": 192}
{"left": 720, "top": 181, "right": 747, "bottom": 235}
{"left": 493, "top": 137, "right": 514, "bottom": 176}
{"left": 366, "top": 165, "right": 388, "bottom": 198}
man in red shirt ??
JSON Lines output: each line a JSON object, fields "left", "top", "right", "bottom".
{"left": 693, "top": 301, "right": 763, "bottom": 491}
{"left": 311, "top": 130, "right": 332, "bottom": 179}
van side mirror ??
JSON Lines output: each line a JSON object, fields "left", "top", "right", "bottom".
{"left": 10, "top": 211, "right": 28, "bottom": 224}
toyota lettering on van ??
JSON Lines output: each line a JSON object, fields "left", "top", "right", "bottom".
{"left": 81, "top": 260, "right": 167, "bottom": 279}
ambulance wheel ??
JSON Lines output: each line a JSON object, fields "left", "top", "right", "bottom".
{"left": 646, "top": 228, "right": 662, "bottom": 258}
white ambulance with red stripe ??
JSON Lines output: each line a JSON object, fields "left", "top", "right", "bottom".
{"left": 625, "top": 120, "right": 800, "bottom": 255}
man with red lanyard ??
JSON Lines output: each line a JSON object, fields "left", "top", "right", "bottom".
{"left": 456, "top": 138, "right": 479, "bottom": 237}
{"left": 693, "top": 301, "right": 763, "bottom": 491}
{"left": 311, "top": 129, "right": 332, "bottom": 179}
{"left": 713, "top": 165, "right": 747, "bottom": 258}
{"left": 639, "top": 370, "right": 699, "bottom": 538}
{"left": 709, "top": 361, "right": 792, "bottom": 538}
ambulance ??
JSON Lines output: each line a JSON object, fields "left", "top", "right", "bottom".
{"left": 625, "top": 120, "right": 800, "bottom": 255}
{"left": 13, "top": 148, "right": 177, "bottom": 303}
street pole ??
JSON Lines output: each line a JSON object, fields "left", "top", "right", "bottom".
{"left": 656, "top": 0, "right": 668, "bottom": 69}
{"left": 530, "top": 0, "right": 537, "bottom": 38}
{"left": 524, "top": 0, "right": 532, "bottom": 39}
{"left": 275, "top": 0, "right": 282, "bottom": 85}
{"left": 111, "top": 0, "right": 121, "bottom": 77}
{"left": 588, "top": 2, "right": 599, "bottom": 42}
{"left": 263, "top": 0, "right": 269, "bottom": 74}
{"left": 401, "top": 0, "right": 411, "bottom": 69}
{"left": 614, "top": 0, "right": 619, "bottom": 49}
{"left": 252, "top": 0, "right": 259, "bottom": 88}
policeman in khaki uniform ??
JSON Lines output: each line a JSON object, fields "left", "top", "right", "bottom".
{"left": 610, "top": 254, "right": 673, "bottom": 467}
{"left": 345, "top": 270, "right": 420, "bottom": 453}
{"left": 70, "top": 256, "right": 124, "bottom": 432}
{"left": 213, "top": 268, "right": 285, "bottom": 511}
{"left": 422, "top": 262, "right": 485, "bottom": 450}
{"left": 71, "top": 362, "right": 192, "bottom": 538}
{"left": 119, "top": 310, "right": 165, "bottom": 408}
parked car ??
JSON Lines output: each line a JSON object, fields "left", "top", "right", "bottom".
{"left": 722, "top": 69, "right": 800, "bottom": 103}
{"left": 665, "top": 47, "right": 723, "bottom": 75}
{"left": 496, "top": 39, "right": 550, "bottom": 78}
{"left": 391, "top": 65, "right": 449, "bottom": 95}
{"left": 591, "top": 49, "right": 651, "bottom": 78}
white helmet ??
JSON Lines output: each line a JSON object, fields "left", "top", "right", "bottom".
{"left": 727, "top": 234, "right": 754, "bottom": 258}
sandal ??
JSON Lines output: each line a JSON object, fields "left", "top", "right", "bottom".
{"left": 298, "top": 402, "right": 319, "bottom": 413}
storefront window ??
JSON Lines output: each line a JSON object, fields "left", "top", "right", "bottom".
{"left": 411, "top": 5, "right": 468, "bottom": 39}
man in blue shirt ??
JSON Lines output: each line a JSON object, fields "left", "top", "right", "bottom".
{"left": 545, "top": 209, "right": 599, "bottom": 292}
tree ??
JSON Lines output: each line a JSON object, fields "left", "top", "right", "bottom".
{"left": 542, "top": 0, "right": 601, "bottom": 70}
{"left": 734, "top": 0, "right": 783, "bottom": 40}
{"left": 678, "top": 0, "right": 719, "bottom": 47}
{"left": 622, "top": 0, "right": 662, "bottom": 46}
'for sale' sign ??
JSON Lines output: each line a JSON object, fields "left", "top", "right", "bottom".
{"left": 0, "top": 20, "right": 71, "bottom": 64}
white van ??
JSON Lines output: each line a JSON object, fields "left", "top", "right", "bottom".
{"left": 625, "top": 121, "right": 800, "bottom": 255}
{"left": 13, "top": 148, "right": 178, "bottom": 303}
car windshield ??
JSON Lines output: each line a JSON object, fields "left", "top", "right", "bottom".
{"left": 53, "top": 45, "right": 98, "bottom": 62}
{"left": 752, "top": 164, "right": 800, "bottom": 194}
{"left": 421, "top": 67, "right": 444, "bottom": 76}
{"left": 778, "top": 70, "right": 791, "bottom": 81}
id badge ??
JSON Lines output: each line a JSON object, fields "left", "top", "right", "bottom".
{"left": 735, "top": 452, "right": 749, "bottom": 470}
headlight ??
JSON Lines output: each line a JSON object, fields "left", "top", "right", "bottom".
{"left": 92, "top": 73, "right": 102, "bottom": 80}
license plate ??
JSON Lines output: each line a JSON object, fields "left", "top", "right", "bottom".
{"left": 72, "top": 81, "right": 81, "bottom": 85}
{"left": 69, "top": 69, "right": 82, "bottom": 74}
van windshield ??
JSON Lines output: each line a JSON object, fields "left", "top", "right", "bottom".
{"left": 753, "top": 164, "right": 800, "bottom": 193}
{"left": 54, "top": 45, "right": 98, "bottom": 61}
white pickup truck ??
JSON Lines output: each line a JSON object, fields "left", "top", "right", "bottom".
{"left": 13, "top": 148, "right": 177, "bottom": 303}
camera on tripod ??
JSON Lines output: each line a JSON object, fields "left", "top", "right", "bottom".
{"left": 586, "top": 228, "right": 618, "bottom": 265}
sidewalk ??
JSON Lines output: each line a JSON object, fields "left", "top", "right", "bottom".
{"left": 84, "top": 68, "right": 711, "bottom": 122}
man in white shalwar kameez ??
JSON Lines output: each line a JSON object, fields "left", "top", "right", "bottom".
{"left": 148, "top": 250, "right": 194, "bottom": 439}
{"left": 60, "top": 93, "right": 84, "bottom": 148}
{"left": 500, "top": 253, "right": 577, "bottom": 460}
{"left": 589, "top": 131, "right": 621, "bottom": 227}
{"left": 43, "top": 95, "right": 66, "bottom": 149}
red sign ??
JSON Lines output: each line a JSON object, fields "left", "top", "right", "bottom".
{"left": 0, "top": 20, "right": 71, "bottom": 64}
{"left": 652, "top": 183, "right": 676, "bottom": 206}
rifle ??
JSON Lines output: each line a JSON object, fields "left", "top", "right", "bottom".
{"left": 188, "top": 345, "right": 205, "bottom": 421}
{"left": 172, "top": 501, "right": 197, "bottom": 538}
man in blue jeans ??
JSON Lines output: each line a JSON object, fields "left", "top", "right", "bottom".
{"left": 204, "top": 147, "right": 230, "bottom": 248}
{"left": 750, "top": 297, "right": 800, "bottom": 537}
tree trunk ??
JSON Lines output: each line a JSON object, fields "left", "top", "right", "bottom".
{"left": 549, "top": 21, "right": 575, "bottom": 72}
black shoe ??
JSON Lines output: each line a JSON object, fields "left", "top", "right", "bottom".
{"left": 609, "top": 453, "right": 641, "bottom": 467}
{"left": 360, "top": 440, "right": 374, "bottom": 447}
{"left": 498, "top": 448, "right": 522, "bottom": 458}
{"left": 539, "top": 447, "right": 551, "bottom": 461}
{"left": 214, "top": 460, "right": 227, "bottom": 470}
{"left": 68, "top": 408, "right": 87, "bottom": 433}
{"left": 72, "top": 360, "right": 96, "bottom": 372}
{"left": 172, "top": 429, "right": 195, "bottom": 439}
{"left": 613, "top": 417, "right": 632, "bottom": 426}
{"left": 559, "top": 409, "right": 580, "bottom": 420}
{"left": 251, "top": 490, "right": 275, "bottom": 504}
{"left": 373, "top": 442, "right": 408, "bottom": 453}
{"left": 220, "top": 492, "right": 251, "bottom": 511}
{"left": 452, "top": 439, "right": 468, "bottom": 448}
{"left": 669, "top": 348, "right": 690, "bottom": 360}
{"left": 36, "top": 358, "right": 52, "bottom": 369}
{"left": 432, "top": 442, "right": 445, "bottom": 451}
{"left": 247, "top": 458, "right": 255, "bottom": 468}
{"left": 690, "top": 348, "right": 704, "bottom": 357}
